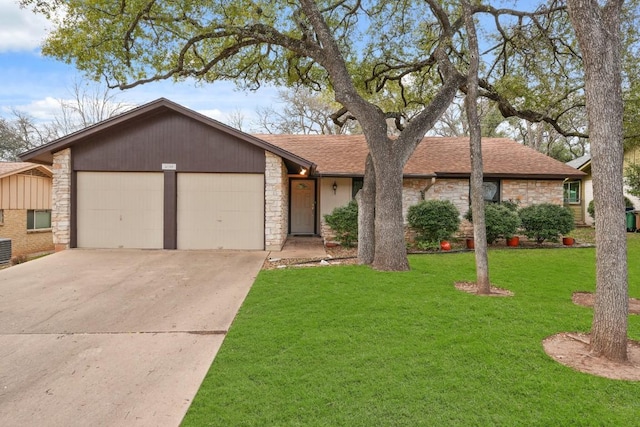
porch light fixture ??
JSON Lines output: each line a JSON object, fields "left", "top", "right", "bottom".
{"left": 300, "top": 168, "right": 307, "bottom": 176}
{"left": 332, "top": 181, "right": 338, "bottom": 194}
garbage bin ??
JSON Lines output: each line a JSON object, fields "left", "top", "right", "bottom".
{"left": 626, "top": 210, "right": 636, "bottom": 232}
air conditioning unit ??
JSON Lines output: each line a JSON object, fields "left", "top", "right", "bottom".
{"left": 0, "top": 239, "right": 11, "bottom": 264}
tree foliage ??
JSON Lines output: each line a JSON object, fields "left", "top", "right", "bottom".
{"left": 255, "top": 87, "right": 360, "bottom": 134}
{"left": 0, "top": 113, "right": 49, "bottom": 161}
{"left": 624, "top": 163, "right": 640, "bottom": 198}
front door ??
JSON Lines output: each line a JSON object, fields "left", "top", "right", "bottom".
{"left": 290, "top": 179, "right": 316, "bottom": 234}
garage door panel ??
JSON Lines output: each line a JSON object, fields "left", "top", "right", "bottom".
{"left": 177, "top": 174, "right": 264, "bottom": 250}
{"left": 77, "top": 172, "right": 164, "bottom": 249}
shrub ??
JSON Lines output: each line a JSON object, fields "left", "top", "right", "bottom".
{"left": 486, "top": 203, "right": 521, "bottom": 243}
{"left": 588, "top": 197, "right": 634, "bottom": 221}
{"left": 324, "top": 200, "right": 358, "bottom": 247}
{"left": 518, "top": 203, "right": 574, "bottom": 243}
{"left": 464, "top": 203, "right": 521, "bottom": 243}
{"left": 10, "top": 254, "right": 27, "bottom": 266}
{"left": 407, "top": 200, "right": 460, "bottom": 243}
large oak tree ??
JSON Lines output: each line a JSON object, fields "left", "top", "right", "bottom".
{"left": 25, "top": 0, "right": 469, "bottom": 270}
{"left": 567, "top": 0, "right": 629, "bottom": 362}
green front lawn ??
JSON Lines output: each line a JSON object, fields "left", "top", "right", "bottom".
{"left": 183, "top": 235, "right": 640, "bottom": 426}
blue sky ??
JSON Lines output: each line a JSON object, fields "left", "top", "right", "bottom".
{"left": 0, "top": 0, "right": 279, "bottom": 126}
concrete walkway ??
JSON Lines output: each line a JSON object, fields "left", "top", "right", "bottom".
{"left": 0, "top": 249, "right": 267, "bottom": 427}
{"left": 272, "top": 236, "right": 327, "bottom": 259}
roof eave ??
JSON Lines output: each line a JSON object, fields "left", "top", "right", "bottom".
{"left": 434, "top": 171, "right": 587, "bottom": 180}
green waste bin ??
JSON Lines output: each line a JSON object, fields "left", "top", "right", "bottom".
{"left": 626, "top": 211, "right": 636, "bottom": 232}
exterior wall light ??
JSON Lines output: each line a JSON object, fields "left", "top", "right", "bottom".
{"left": 332, "top": 181, "right": 338, "bottom": 194}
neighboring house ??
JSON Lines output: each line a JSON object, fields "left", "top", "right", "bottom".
{"left": 567, "top": 148, "right": 640, "bottom": 228}
{"left": 625, "top": 146, "right": 640, "bottom": 211}
{"left": 565, "top": 154, "right": 592, "bottom": 226}
{"left": 20, "top": 98, "right": 585, "bottom": 251}
{"left": 0, "top": 162, "right": 54, "bottom": 257}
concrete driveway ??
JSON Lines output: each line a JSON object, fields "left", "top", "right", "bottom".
{"left": 0, "top": 249, "right": 267, "bottom": 426}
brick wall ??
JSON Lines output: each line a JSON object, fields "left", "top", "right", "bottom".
{"left": 0, "top": 209, "right": 54, "bottom": 256}
{"left": 52, "top": 148, "right": 71, "bottom": 251}
{"left": 264, "top": 152, "right": 289, "bottom": 250}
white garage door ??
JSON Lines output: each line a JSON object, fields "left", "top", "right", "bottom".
{"left": 77, "top": 172, "right": 164, "bottom": 249}
{"left": 177, "top": 173, "right": 264, "bottom": 250}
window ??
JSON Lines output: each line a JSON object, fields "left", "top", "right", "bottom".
{"left": 482, "top": 180, "right": 501, "bottom": 203}
{"left": 27, "top": 210, "right": 51, "bottom": 230}
{"left": 352, "top": 178, "right": 364, "bottom": 199}
{"left": 0, "top": 209, "right": 3, "bottom": 225}
{"left": 563, "top": 181, "right": 580, "bottom": 204}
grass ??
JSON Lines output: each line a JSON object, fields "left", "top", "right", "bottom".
{"left": 182, "top": 234, "right": 640, "bottom": 426}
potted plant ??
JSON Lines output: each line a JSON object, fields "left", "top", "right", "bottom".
{"left": 465, "top": 237, "right": 475, "bottom": 249}
{"left": 506, "top": 235, "right": 520, "bottom": 247}
{"left": 562, "top": 236, "right": 575, "bottom": 246}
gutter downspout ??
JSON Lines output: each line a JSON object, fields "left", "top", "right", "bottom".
{"left": 420, "top": 177, "right": 437, "bottom": 200}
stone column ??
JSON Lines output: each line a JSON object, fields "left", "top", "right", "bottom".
{"left": 52, "top": 148, "right": 71, "bottom": 251}
{"left": 264, "top": 152, "right": 289, "bottom": 250}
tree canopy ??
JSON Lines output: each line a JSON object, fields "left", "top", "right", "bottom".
{"left": 20, "top": 0, "right": 639, "bottom": 272}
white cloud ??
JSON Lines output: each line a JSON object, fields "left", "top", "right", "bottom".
{"left": 0, "top": 0, "right": 52, "bottom": 52}
{"left": 13, "top": 96, "right": 60, "bottom": 120}
{"left": 198, "top": 108, "right": 225, "bottom": 122}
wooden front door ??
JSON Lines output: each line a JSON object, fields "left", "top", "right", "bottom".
{"left": 290, "top": 179, "right": 316, "bottom": 234}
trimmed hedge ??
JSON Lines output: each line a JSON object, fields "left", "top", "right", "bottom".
{"left": 407, "top": 200, "right": 460, "bottom": 243}
{"left": 464, "top": 202, "right": 521, "bottom": 243}
{"left": 519, "top": 203, "right": 574, "bottom": 243}
{"left": 323, "top": 200, "right": 358, "bottom": 247}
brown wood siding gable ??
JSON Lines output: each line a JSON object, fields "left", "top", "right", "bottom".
{"left": 0, "top": 174, "right": 52, "bottom": 210}
{"left": 72, "top": 110, "right": 266, "bottom": 173}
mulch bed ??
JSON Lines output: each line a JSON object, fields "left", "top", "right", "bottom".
{"left": 572, "top": 292, "right": 640, "bottom": 314}
{"left": 263, "top": 240, "right": 593, "bottom": 270}
{"left": 543, "top": 332, "right": 640, "bottom": 381}
{"left": 454, "top": 281, "right": 514, "bottom": 297}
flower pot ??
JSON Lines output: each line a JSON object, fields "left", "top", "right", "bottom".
{"left": 466, "top": 238, "right": 475, "bottom": 250}
{"left": 440, "top": 241, "right": 452, "bottom": 251}
{"left": 506, "top": 236, "right": 520, "bottom": 247}
{"left": 562, "top": 237, "right": 575, "bottom": 246}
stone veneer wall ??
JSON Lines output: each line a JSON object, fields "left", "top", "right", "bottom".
{"left": 501, "top": 179, "right": 563, "bottom": 207}
{"left": 0, "top": 209, "right": 54, "bottom": 257}
{"left": 421, "top": 179, "right": 470, "bottom": 219}
{"left": 264, "top": 152, "right": 289, "bottom": 250}
{"left": 318, "top": 177, "right": 565, "bottom": 243}
{"left": 52, "top": 148, "right": 71, "bottom": 251}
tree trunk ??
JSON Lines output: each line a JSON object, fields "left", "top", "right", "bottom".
{"left": 567, "top": 0, "right": 628, "bottom": 362}
{"left": 357, "top": 154, "right": 375, "bottom": 265}
{"left": 372, "top": 150, "right": 409, "bottom": 271}
{"left": 463, "top": 0, "right": 491, "bottom": 294}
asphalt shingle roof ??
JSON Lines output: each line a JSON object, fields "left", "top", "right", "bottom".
{"left": 257, "top": 134, "right": 585, "bottom": 179}
{"left": 0, "top": 162, "right": 52, "bottom": 179}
